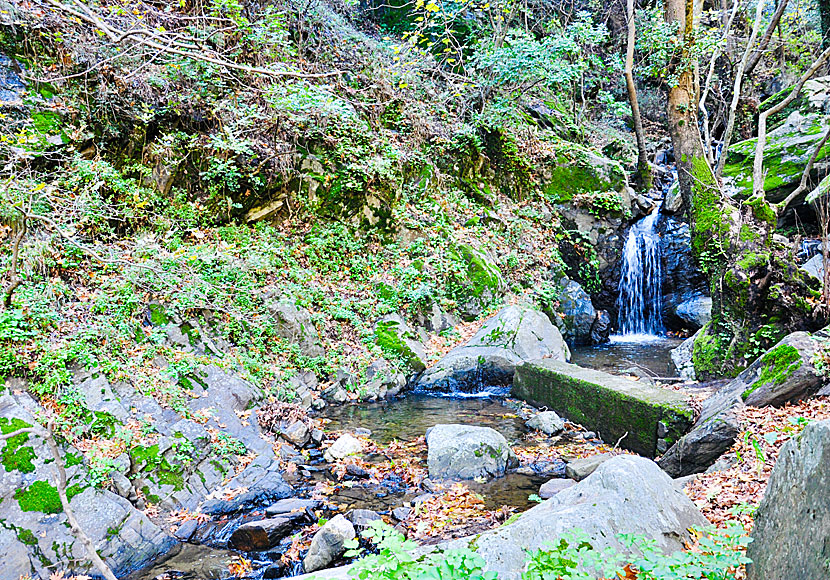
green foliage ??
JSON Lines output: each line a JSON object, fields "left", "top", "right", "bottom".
{"left": 524, "top": 525, "right": 751, "bottom": 580}
{"left": 347, "top": 520, "right": 497, "bottom": 580}
{"left": 345, "top": 522, "right": 750, "bottom": 580}
{"left": 0, "top": 417, "right": 36, "bottom": 473}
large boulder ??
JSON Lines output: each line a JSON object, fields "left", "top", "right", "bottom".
{"left": 544, "top": 279, "right": 610, "bottom": 346}
{"left": 659, "top": 331, "right": 823, "bottom": 476}
{"left": 674, "top": 294, "right": 712, "bottom": 329}
{"left": 747, "top": 419, "right": 830, "bottom": 580}
{"left": 426, "top": 424, "right": 518, "bottom": 480}
{"left": 416, "top": 305, "right": 569, "bottom": 394}
{"left": 447, "top": 456, "right": 708, "bottom": 579}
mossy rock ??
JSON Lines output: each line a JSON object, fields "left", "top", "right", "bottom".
{"left": 513, "top": 359, "right": 693, "bottom": 457}
{"left": 537, "top": 141, "right": 627, "bottom": 204}
{"left": 722, "top": 111, "right": 830, "bottom": 204}
{"left": 374, "top": 315, "right": 427, "bottom": 371}
{"left": 447, "top": 244, "right": 507, "bottom": 321}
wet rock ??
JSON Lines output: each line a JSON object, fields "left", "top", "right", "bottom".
{"left": 662, "top": 180, "right": 682, "bottom": 214}
{"left": 346, "top": 508, "right": 382, "bottom": 532}
{"left": 172, "top": 518, "right": 199, "bottom": 541}
{"left": 229, "top": 517, "right": 296, "bottom": 551}
{"left": 263, "top": 562, "right": 288, "bottom": 579}
{"left": 311, "top": 429, "right": 325, "bottom": 445}
{"left": 199, "top": 470, "right": 293, "bottom": 516}
{"left": 525, "top": 411, "right": 565, "bottom": 435}
{"left": 426, "top": 424, "right": 518, "bottom": 480}
{"left": 674, "top": 294, "right": 712, "bottom": 329}
{"left": 265, "top": 498, "right": 321, "bottom": 517}
{"left": 565, "top": 453, "right": 613, "bottom": 481}
{"left": 538, "top": 478, "right": 575, "bottom": 499}
{"left": 658, "top": 218, "right": 709, "bottom": 332}
{"left": 324, "top": 434, "right": 363, "bottom": 462}
{"left": 374, "top": 314, "right": 428, "bottom": 372}
{"left": 747, "top": 420, "right": 830, "bottom": 580}
{"left": 417, "top": 305, "right": 569, "bottom": 394}
{"left": 303, "top": 514, "right": 356, "bottom": 573}
{"left": 657, "top": 403, "right": 741, "bottom": 478}
{"left": 281, "top": 420, "right": 311, "bottom": 448}
{"left": 266, "top": 299, "right": 325, "bottom": 357}
{"left": 345, "top": 463, "right": 371, "bottom": 478}
{"left": 545, "top": 280, "right": 609, "bottom": 346}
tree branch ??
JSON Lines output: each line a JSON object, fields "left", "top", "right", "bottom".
{"left": 744, "top": 0, "right": 790, "bottom": 77}
{"left": 42, "top": 0, "right": 342, "bottom": 80}
{"left": 777, "top": 127, "right": 830, "bottom": 215}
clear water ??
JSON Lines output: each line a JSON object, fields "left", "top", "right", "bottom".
{"left": 571, "top": 336, "right": 681, "bottom": 378}
{"left": 617, "top": 204, "right": 664, "bottom": 336}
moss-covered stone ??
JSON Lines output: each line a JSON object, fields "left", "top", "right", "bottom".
{"left": 447, "top": 243, "right": 506, "bottom": 320}
{"left": 743, "top": 344, "right": 803, "bottom": 401}
{"left": 0, "top": 417, "right": 36, "bottom": 474}
{"left": 513, "top": 360, "right": 693, "bottom": 457}
{"left": 14, "top": 480, "right": 83, "bottom": 514}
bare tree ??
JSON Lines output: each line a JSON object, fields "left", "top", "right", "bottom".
{"left": 624, "top": 0, "right": 652, "bottom": 190}
{"left": 715, "top": 0, "right": 767, "bottom": 178}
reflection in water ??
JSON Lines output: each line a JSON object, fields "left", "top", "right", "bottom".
{"left": 571, "top": 336, "right": 682, "bottom": 377}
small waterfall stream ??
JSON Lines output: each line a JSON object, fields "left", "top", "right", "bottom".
{"left": 616, "top": 203, "right": 664, "bottom": 337}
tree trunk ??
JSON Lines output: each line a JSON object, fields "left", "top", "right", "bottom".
{"left": 664, "top": 0, "right": 824, "bottom": 379}
{"left": 625, "top": 0, "right": 652, "bottom": 190}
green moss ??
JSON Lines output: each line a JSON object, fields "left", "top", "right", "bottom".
{"left": 0, "top": 417, "right": 36, "bottom": 474}
{"left": 739, "top": 224, "right": 759, "bottom": 242}
{"left": 14, "top": 480, "right": 83, "bottom": 514}
{"left": 743, "top": 344, "right": 802, "bottom": 400}
{"left": 16, "top": 527, "right": 39, "bottom": 546}
{"left": 745, "top": 196, "right": 776, "bottom": 226}
{"left": 374, "top": 321, "right": 421, "bottom": 368}
{"left": 736, "top": 252, "right": 770, "bottom": 270}
{"left": 148, "top": 303, "right": 169, "bottom": 326}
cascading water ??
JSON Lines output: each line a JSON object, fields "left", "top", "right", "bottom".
{"left": 616, "top": 203, "right": 664, "bottom": 336}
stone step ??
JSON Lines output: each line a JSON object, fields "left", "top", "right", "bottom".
{"left": 513, "top": 360, "right": 694, "bottom": 457}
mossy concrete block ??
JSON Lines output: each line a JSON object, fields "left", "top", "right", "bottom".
{"left": 512, "top": 360, "right": 693, "bottom": 457}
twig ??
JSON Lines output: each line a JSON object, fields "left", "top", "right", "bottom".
{"left": 777, "top": 127, "right": 830, "bottom": 214}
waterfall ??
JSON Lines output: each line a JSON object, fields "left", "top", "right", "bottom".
{"left": 616, "top": 203, "right": 663, "bottom": 337}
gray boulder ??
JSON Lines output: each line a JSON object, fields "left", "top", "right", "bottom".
{"left": 525, "top": 411, "right": 565, "bottom": 435}
{"left": 747, "top": 420, "right": 830, "bottom": 580}
{"left": 417, "top": 305, "right": 569, "bottom": 394}
{"left": 267, "top": 299, "right": 325, "bottom": 357}
{"left": 545, "top": 280, "right": 610, "bottom": 346}
{"left": 324, "top": 434, "right": 363, "bottom": 462}
{"left": 415, "top": 302, "right": 459, "bottom": 334}
{"left": 426, "top": 424, "right": 518, "bottom": 480}
{"left": 445, "top": 455, "right": 708, "bottom": 579}
{"left": 303, "top": 514, "right": 356, "bottom": 573}
{"left": 670, "top": 331, "right": 698, "bottom": 381}
{"left": 674, "top": 294, "right": 712, "bottom": 329}
{"left": 801, "top": 253, "right": 825, "bottom": 285}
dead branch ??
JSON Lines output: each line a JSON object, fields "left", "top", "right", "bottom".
{"left": 2, "top": 208, "right": 27, "bottom": 310}
{"left": 744, "top": 0, "right": 790, "bottom": 77}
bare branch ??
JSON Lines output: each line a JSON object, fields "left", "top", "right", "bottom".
{"left": 42, "top": 0, "right": 342, "bottom": 80}
{"left": 752, "top": 44, "right": 830, "bottom": 200}
{"left": 744, "top": 0, "right": 790, "bottom": 77}
{"left": 777, "top": 127, "right": 830, "bottom": 214}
